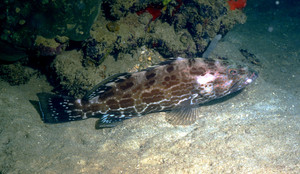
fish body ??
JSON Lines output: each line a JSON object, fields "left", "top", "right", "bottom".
{"left": 38, "top": 57, "right": 258, "bottom": 128}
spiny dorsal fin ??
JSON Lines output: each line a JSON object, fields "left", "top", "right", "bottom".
{"left": 83, "top": 72, "right": 131, "bottom": 100}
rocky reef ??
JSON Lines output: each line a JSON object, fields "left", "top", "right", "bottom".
{"left": 0, "top": 0, "right": 246, "bottom": 94}
{"left": 0, "top": 0, "right": 100, "bottom": 61}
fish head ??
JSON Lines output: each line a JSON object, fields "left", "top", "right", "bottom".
{"left": 212, "top": 58, "right": 258, "bottom": 97}
{"left": 194, "top": 58, "right": 258, "bottom": 99}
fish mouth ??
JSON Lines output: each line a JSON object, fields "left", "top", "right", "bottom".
{"left": 244, "top": 70, "right": 258, "bottom": 85}
{"left": 230, "top": 70, "right": 258, "bottom": 93}
{"left": 250, "top": 70, "right": 259, "bottom": 81}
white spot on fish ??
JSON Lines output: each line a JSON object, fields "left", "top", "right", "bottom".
{"left": 177, "top": 57, "right": 184, "bottom": 61}
{"left": 89, "top": 97, "right": 99, "bottom": 104}
{"left": 82, "top": 113, "right": 87, "bottom": 119}
{"left": 118, "top": 76, "right": 126, "bottom": 80}
{"left": 106, "top": 82, "right": 115, "bottom": 86}
{"left": 246, "top": 78, "right": 252, "bottom": 84}
{"left": 196, "top": 73, "right": 216, "bottom": 84}
{"left": 76, "top": 99, "right": 82, "bottom": 106}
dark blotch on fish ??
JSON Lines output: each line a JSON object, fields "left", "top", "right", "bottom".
{"left": 119, "top": 81, "right": 134, "bottom": 90}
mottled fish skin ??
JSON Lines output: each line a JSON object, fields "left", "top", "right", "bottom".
{"left": 37, "top": 57, "right": 258, "bottom": 128}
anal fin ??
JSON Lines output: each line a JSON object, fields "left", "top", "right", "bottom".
{"left": 95, "top": 119, "right": 123, "bottom": 129}
{"left": 95, "top": 114, "right": 130, "bottom": 129}
{"left": 165, "top": 107, "right": 201, "bottom": 126}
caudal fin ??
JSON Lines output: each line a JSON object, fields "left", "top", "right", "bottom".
{"left": 37, "top": 93, "right": 85, "bottom": 123}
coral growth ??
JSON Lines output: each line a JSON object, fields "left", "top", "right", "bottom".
{"left": 34, "top": 36, "right": 68, "bottom": 56}
{"left": 136, "top": 0, "right": 183, "bottom": 21}
{"left": 227, "top": 0, "right": 247, "bottom": 10}
{"left": 0, "top": 62, "right": 35, "bottom": 85}
{"left": 81, "top": 38, "right": 108, "bottom": 67}
{"left": 136, "top": 4, "right": 164, "bottom": 21}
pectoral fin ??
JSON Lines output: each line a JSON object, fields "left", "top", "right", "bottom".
{"left": 165, "top": 107, "right": 201, "bottom": 126}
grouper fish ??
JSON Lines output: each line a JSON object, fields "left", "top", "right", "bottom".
{"left": 37, "top": 57, "right": 258, "bottom": 128}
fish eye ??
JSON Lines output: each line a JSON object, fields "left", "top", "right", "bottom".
{"left": 228, "top": 69, "right": 238, "bottom": 75}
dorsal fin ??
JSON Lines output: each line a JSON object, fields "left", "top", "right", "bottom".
{"left": 83, "top": 72, "right": 131, "bottom": 100}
